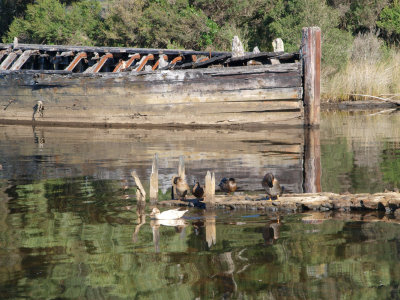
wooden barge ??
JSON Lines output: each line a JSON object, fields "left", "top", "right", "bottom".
{"left": 0, "top": 27, "right": 321, "bottom": 127}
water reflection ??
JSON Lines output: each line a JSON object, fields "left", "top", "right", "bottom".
{"left": 2, "top": 110, "right": 400, "bottom": 298}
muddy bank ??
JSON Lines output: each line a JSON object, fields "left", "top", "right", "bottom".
{"left": 158, "top": 192, "right": 400, "bottom": 215}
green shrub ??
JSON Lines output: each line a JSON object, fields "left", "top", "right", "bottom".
{"left": 3, "top": 0, "right": 103, "bottom": 45}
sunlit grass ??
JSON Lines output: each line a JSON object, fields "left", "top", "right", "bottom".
{"left": 322, "top": 33, "right": 400, "bottom": 102}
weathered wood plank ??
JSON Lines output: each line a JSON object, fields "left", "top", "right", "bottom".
{"left": 0, "top": 52, "right": 18, "bottom": 70}
{"left": 302, "top": 27, "right": 321, "bottom": 127}
{"left": 0, "top": 43, "right": 231, "bottom": 57}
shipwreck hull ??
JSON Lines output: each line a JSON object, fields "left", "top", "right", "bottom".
{"left": 0, "top": 63, "right": 303, "bottom": 127}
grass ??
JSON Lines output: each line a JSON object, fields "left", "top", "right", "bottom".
{"left": 322, "top": 33, "right": 400, "bottom": 102}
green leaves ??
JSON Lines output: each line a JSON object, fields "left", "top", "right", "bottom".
{"left": 3, "top": 0, "right": 103, "bottom": 45}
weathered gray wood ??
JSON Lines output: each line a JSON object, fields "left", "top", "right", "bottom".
{"left": 0, "top": 52, "right": 18, "bottom": 70}
{"left": 204, "top": 171, "right": 215, "bottom": 203}
{"left": 303, "top": 128, "right": 321, "bottom": 193}
{"left": 159, "top": 192, "right": 400, "bottom": 214}
{"left": 10, "top": 50, "right": 37, "bottom": 70}
{"left": 302, "top": 27, "right": 321, "bottom": 127}
{"left": 149, "top": 153, "right": 159, "bottom": 202}
{"left": 131, "top": 170, "right": 146, "bottom": 201}
{"left": 0, "top": 42, "right": 230, "bottom": 57}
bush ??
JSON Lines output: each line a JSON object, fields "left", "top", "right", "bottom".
{"left": 3, "top": 0, "right": 103, "bottom": 45}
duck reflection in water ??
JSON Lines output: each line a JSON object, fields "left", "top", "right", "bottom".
{"left": 150, "top": 217, "right": 188, "bottom": 253}
{"left": 262, "top": 217, "right": 281, "bottom": 245}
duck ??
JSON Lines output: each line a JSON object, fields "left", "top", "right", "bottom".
{"left": 150, "top": 207, "right": 188, "bottom": 220}
{"left": 192, "top": 181, "right": 204, "bottom": 199}
{"left": 261, "top": 173, "right": 283, "bottom": 200}
{"left": 171, "top": 176, "right": 190, "bottom": 200}
{"left": 218, "top": 177, "right": 237, "bottom": 194}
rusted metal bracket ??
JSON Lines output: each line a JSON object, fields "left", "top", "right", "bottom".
{"left": 113, "top": 53, "right": 140, "bottom": 72}
{"left": 84, "top": 53, "right": 113, "bottom": 73}
{"left": 134, "top": 54, "right": 154, "bottom": 72}
{"left": 65, "top": 52, "right": 87, "bottom": 71}
{"left": 152, "top": 54, "right": 168, "bottom": 71}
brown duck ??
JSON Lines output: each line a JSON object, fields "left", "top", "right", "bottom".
{"left": 262, "top": 173, "right": 283, "bottom": 200}
{"left": 218, "top": 177, "right": 237, "bottom": 194}
{"left": 192, "top": 181, "right": 204, "bottom": 199}
{"left": 171, "top": 176, "right": 190, "bottom": 200}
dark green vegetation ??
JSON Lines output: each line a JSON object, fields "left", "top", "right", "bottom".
{"left": 1, "top": 0, "right": 399, "bottom": 65}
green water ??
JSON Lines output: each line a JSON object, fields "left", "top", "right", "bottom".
{"left": 1, "top": 110, "right": 400, "bottom": 299}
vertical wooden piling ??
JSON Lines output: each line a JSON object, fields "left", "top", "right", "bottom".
{"left": 149, "top": 153, "right": 159, "bottom": 202}
{"left": 204, "top": 171, "right": 215, "bottom": 204}
{"left": 303, "top": 128, "right": 322, "bottom": 193}
{"left": 302, "top": 27, "right": 321, "bottom": 127}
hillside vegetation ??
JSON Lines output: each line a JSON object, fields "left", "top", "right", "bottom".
{"left": 1, "top": 0, "right": 400, "bottom": 101}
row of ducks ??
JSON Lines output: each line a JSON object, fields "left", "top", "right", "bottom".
{"left": 171, "top": 173, "right": 283, "bottom": 200}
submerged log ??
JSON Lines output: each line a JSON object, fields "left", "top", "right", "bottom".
{"left": 158, "top": 192, "right": 400, "bottom": 214}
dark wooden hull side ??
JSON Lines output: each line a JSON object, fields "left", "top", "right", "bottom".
{"left": 0, "top": 63, "right": 303, "bottom": 127}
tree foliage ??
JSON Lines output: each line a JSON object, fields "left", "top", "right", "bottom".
{"left": 3, "top": 0, "right": 103, "bottom": 45}
{"left": 2, "top": 0, "right": 400, "bottom": 72}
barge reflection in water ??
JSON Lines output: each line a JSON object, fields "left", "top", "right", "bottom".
{"left": 1, "top": 110, "right": 400, "bottom": 298}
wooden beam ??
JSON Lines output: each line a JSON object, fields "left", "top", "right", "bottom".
{"left": 92, "top": 53, "right": 113, "bottom": 73}
{"left": 9, "top": 50, "right": 37, "bottom": 70}
{"left": 113, "top": 53, "right": 140, "bottom": 72}
{"left": 152, "top": 55, "right": 168, "bottom": 71}
{"left": 65, "top": 52, "right": 87, "bottom": 72}
{"left": 178, "top": 155, "right": 185, "bottom": 180}
{"left": 135, "top": 54, "right": 154, "bottom": 72}
{"left": 0, "top": 52, "right": 18, "bottom": 70}
{"left": 302, "top": 27, "right": 321, "bottom": 127}
{"left": 204, "top": 171, "right": 215, "bottom": 204}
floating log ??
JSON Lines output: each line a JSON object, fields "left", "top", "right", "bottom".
{"left": 158, "top": 192, "right": 400, "bottom": 214}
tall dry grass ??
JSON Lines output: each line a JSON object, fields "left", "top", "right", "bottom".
{"left": 322, "top": 33, "right": 400, "bottom": 102}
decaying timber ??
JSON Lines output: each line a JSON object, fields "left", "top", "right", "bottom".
{"left": 0, "top": 27, "right": 320, "bottom": 127}
{"left": 158, "top": 192, "right": 400, "bottom": 214}
{"left": 0, "top": 63, "right": 304, "bottom": 127}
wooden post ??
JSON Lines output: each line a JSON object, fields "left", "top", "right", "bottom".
{"left": 149, "top": 153, "right": 159, "bottom": 202}
{"left": 302, "top": 27, "right": 321, "bottom": 127}
{"left": 131, "top": 171, "right": 146, "bottom": 201}
{"left": 204, "top": 171, "right": 215, "bottom": 204}
{"left": 303, "top": 128, "right": 322, "bottom": 193}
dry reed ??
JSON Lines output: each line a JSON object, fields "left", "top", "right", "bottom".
{"left": 322, "top": 33, "right": 400, "bottom": 102}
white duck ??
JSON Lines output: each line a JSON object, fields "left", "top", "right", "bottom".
{"left": 150, "top": 207, "right": 188, "bottom": 220}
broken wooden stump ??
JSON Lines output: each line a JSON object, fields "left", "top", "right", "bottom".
{"left": 204, "top": 171, "right": 216, "bottom": 206}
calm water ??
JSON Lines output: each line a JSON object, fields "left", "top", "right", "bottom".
{"left": 1, "top": 110, "right": 400, "bottom": 299}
